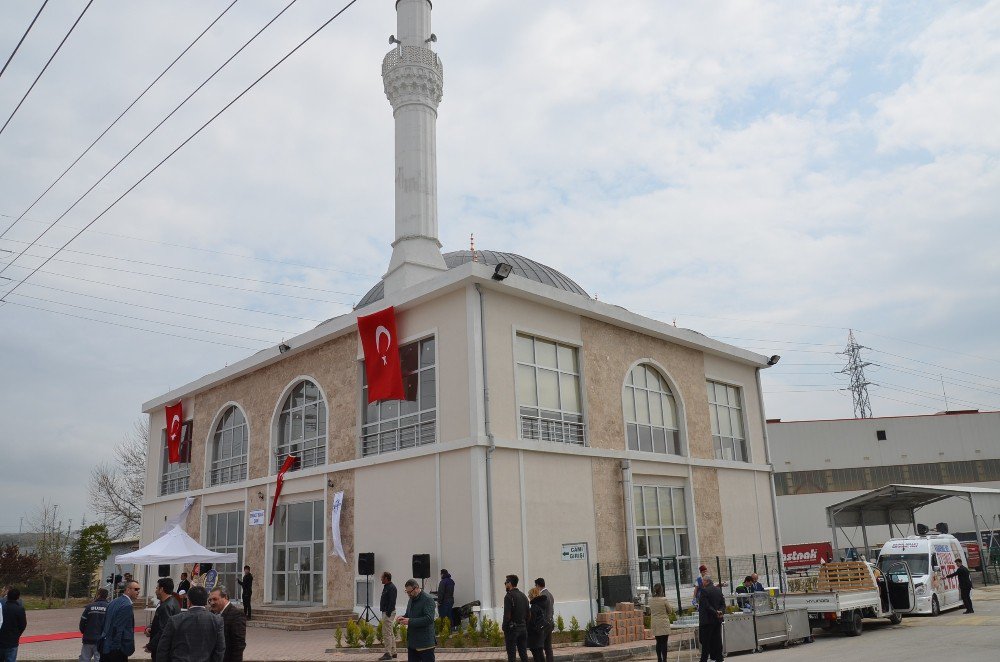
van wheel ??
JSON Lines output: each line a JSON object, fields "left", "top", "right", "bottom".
{"left": 889, "top": 612, "right": 902, "bottom": 625}
{"left": 848, "top": 610, "right": 863, "bottom": 636}
{"left": 931, "top": 596, "right": 940, "bottom": 617}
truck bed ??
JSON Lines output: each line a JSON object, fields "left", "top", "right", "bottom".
{"left": 784, "top": 590, "right": 881, "bottom": 613}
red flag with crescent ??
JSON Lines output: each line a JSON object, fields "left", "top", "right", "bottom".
{"left": 270, "top": 455, "right": 299, "bottom": 526}
{"left": 165, "top": 401, "right": 183, "bottom": 464}
{"left": 357, "top": 306, "right": 405, "bottom": 403}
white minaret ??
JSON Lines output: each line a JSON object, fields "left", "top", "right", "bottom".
{"left": 381, "top": 0, "right": 447, "bottom": 295}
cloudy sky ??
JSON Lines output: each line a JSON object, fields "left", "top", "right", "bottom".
{"left": 1, "top": 0, "right": 998, "bottom": 534}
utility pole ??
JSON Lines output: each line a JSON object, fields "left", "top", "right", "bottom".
{"left": 839, "top": 329, "right": 873, "bottom": 418}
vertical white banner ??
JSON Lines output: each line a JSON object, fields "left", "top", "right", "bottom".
{"left": 331, "top": 491, "right": 346, "bottom": 562}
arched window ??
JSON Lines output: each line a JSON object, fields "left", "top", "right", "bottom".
{"left": 623, "top": 364, "right": 681, "bottom": 455}
{"left": 276, "top": 380, "right": 326, "bottom": 471}
{"left": 210, "top": 406, "right": 248, "bottom": 485}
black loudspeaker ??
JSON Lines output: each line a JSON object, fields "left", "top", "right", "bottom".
{"left": 201, "top": 563, "right": 213, "bottom": 574}
{"left": 158, "top": 564, "right": 170, "bottom": 578}
{"left": 358, "top": 552, "right": 375, "bottom": 576}
{"left": 936, "top": 522, "right": 949, "bottom": 534}
{"left": 412, "top": 554, "right": 431, "bottom": 579}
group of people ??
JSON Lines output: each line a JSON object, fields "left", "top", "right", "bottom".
{"left": 378, "top": 571, "right": 556, "bottom": 662}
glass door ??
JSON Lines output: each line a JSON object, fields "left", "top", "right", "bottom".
{"left": 270, "top": 500, "right": 324, "bottom": 605}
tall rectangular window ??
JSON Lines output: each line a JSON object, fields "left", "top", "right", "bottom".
{"left": 707, "top": 381, "right": 748, "bottom": 462}
{"left": 516, "top": 333, "right": 585, "bottom": 445}
{"left": 159, "top": 423, "right": 191, "bottom": 496}
{"left": 206, "top": 510, "right": 244, "bottom": 600}
{"left": 633, "top": 485, "right": 689, "bottom": 559}
{"left": 361, "top": 337, "right": 437, "bottom": 457}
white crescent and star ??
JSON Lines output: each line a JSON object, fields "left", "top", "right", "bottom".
{"left": 375, "top": 325, "right": 391, "bottom": 365}
{"left": 169, "top": 414, "right": 181, "bottom": 441}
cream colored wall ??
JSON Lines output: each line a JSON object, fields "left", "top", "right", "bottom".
{"left": 489, "top": 448, "right": 526, "bottom": 583}
{"left": 717, "top": 468, "right": 777, "bottom": 555}
{"left": 481, "top": 290, "right": 583, "bottom": 442}
{"left": 702, "top": 355, "right": 766, "bottom": 464}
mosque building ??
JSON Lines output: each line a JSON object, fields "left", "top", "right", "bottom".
{"left": 140, "top": 0, "right": 780, "bottom": 624}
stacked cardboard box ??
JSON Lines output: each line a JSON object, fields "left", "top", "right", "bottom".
{"left": 595, "top": 603, "right": 648, "bottom": 645}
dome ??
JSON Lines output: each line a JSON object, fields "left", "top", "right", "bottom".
{"left": 354, "top": 250, "right": 589, "bottom": 309}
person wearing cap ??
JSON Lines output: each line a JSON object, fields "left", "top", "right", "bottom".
{"left": 692, "top": 565, "right": 709, "bottom": 606}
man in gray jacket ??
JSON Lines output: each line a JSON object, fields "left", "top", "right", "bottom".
{"left": 534, "top": 579, "right": 554, "bottom": 662}
{"left": 156, "top": 586, "right": 225, "bottom": 662}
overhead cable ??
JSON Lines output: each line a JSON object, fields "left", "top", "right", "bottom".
{"left": 0, "top": 0, "right": 93, "bottom": 137}
{"left": 0, "top": 0, "right": 240, "bottom": 240}
{"left": 0, "top": 0, "right": 49, "bottom": 81}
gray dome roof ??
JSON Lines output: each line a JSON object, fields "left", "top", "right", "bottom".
{"left": 355, "top": 250, "right": 589, "bottom": 309}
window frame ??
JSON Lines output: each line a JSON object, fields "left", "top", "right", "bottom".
{"left": 622, "top": 362, "right": 683, "bottom": 456}
{"left": 706, "top": 379, "right": 750, "bottom": 463}
{"left": 159, "top": 421, "right": 192, "bottom": 496}
{"left": 205, "top": 510, "right": 245, "bottom": 599}
{"left": 513, "top": 331, "right": 587, "bottom": 446}
{"left": 360, "top": 335, "right": 438, "bottom": 457}
{"left": 208, "top": 404, "right": 249, "bottom": 486}
{"left": 632, "top": 484, "right": 691, "bottom": 561}
{"left": 273, "top": 378, "right": 328, "bottom": 473}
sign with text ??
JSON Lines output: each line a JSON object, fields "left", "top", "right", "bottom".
{"left": 561, "top": 542, "right": 587, "bottom": 561}
{"left": 782, "top": 541, "right": 833, "bottom": 568}
{"left": 248, "top": 510, "right": 265, "bottom": 526}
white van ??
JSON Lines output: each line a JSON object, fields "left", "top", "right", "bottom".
{"left": 876, "top": 534, "right": 968, "bottom": 616}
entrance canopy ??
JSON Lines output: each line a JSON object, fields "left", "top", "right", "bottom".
{"left": 826, "top": 484, "right": 1000, "bottom": 555}
{"left": 115, "top": 525, "right": 237, "bottom": 565}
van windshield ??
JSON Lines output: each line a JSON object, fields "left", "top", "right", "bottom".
{"left": 878, "top": 553, "right": 930, "bottom": 576}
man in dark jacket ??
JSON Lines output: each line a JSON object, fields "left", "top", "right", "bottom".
{"left": 156, "top": 586, "right": 225, "bottom": 662}
{"left": 0, "top": 587, "right": 27, "bottom": 662}
{"left": 177, "top": 573, "right": 191, "bottom": 610}
{"left": 379, "top": 571, "right": 398, "bottom": 661}
{"left": 396, "top": 579, "right": 436, "bottom": 662}
{"left": 946, "top": 558, "right": 974, "bottom": 613}
{"left": 79, "top": 588, "right": 110, "bottom": 662}
{"left": 435, "top": 570, "right": 457, "bottom": 631}
{"left": 502, "top": 575, "right": 529, "bottom": 662}
{"left": 533, "top": 579, "right": 555, "bottom": 662}
{"left": 697, "top": 577, "right": 725, "bottom": 662}
{"left": 209, "top": 587, "right": 246, "bottom": 662}
{"left": 102, "top": 579, "right": 140, "bottom": 662}
{"left": 147, "top": 579, "right": 181, "bottom": 660}
{"left": 235, "top": 567, "right": 253, "bottom": 621}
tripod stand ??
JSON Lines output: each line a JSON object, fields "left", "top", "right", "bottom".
{"left": 359, "top": 573, "right": 380, "bottom": 625}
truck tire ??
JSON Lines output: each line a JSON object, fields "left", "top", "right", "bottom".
{"left": 931, "top": 596, "right": 940, "bottom": 617}
{"left": 847, "top": 610, "right": 863, "bottom": 636}
{"left": 889, "top": 612, "right": 902, "bottom": 625}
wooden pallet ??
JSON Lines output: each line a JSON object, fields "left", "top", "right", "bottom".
{"left": 817, "top": 561, "right": 876, "bottom": 592}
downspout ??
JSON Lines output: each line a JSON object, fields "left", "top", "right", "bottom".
{"left": 755, "top": 366, "right": 785, "bottom": 587}
{"left": 475, "top": 283, "right": 497, "bottom": 612}
{"left": 621, "top": 459, "right": 636, "bottom": 581}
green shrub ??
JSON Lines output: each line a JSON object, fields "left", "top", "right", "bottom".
{"left": 452, "top": 633, "right": 465, "bottom": 648}
{"left": 556, "top": 614, "right": 565, "bottom": 632}
{"left": 345, "top": 620, "right": 360, "bottom": 648}
{"left": 569, "top": 616, "right": 581, "bottom": 642}
{"left": 334, "top": 628, "right": 343, "bottom": 648}
{"left": 399, "top": 624, "right": 408, "bottom": 646}
{"left": 360, "top": 620, "right": 376, "bottom": 648}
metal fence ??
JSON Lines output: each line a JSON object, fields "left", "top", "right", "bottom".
{"left": 594, "top": 553, "right": 784, "bottom": 613}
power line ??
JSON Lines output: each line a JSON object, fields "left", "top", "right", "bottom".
{"left": 0, "top": 0, "right": 49, "bottom": 81}
{"left": 0, "top": 0, "right": 93, "bottom": 137}
{"left": 8, "top": 292, "right": 278, "bottom": 344}
{"left": 1, "top": 241, "right": 363, "bottom": 295}
{"left": 3, "top": 300, "right": 259, "bottom": 350}
{"left": 0, "top": 0, "right": 240, "bottom": 240}
{"left": 0, "top": 0, "right": 362, "bottom": 304}
{"left": 867, "top": 346, "right": 1000, "bottom": 386}
{"left": 875, "top": 382, "right": 1000, "bottom": 412}
{"left": 0, "top": 256, "right": 356, "bottom": 305}
{"left": 0, "top": 0, "right": 302, "bottom": 278}
{"left": 4, "top": 216, "right": 375, "bottom": 277}
{"left": 872, "top": 363, "right": 1000, "bottom": 398}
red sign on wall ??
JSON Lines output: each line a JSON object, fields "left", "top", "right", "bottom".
{"left": 782, "top": 542, "right": 834, "bottom": 568}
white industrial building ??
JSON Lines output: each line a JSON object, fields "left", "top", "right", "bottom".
{"left": 768, "top": 410, "right": 1000, "bottom": 553}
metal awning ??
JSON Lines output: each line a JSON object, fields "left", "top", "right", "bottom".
{"left": 825, "top": 484, "right": 1000, "bottom": 562}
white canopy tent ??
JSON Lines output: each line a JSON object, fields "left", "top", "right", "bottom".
{"left": 115, "top": 525, "right": 237, "bottom": 565}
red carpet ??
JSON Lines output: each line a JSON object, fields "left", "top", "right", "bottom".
{"left": 22, "top": 626, "right": 145, "bottom": 644}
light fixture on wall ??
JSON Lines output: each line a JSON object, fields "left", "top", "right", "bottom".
{"left": 767, "top": 354, "right": 781, "bottom": 366}
{"left": 327, "top": 479, "right": 336, "bottom": 488}
{"left": 278, "top": 343, "right": 291, "bottom": 354}
{"left": 492, "top": 263, "right": 512, "bottom": 281}
{"left": 256, "top": 491, "right": 265, "bottom": 501}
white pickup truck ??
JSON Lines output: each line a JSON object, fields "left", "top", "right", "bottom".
{"left": 783, "top": 561, "right": 914, "bottom": 636}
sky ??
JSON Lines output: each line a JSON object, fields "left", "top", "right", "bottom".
{"left": 1, "top": 0, "right": 998, "bottom": 535}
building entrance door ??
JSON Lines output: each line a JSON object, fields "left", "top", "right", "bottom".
{"left": 271, "top": 500, "right": 324, "bottom": 605}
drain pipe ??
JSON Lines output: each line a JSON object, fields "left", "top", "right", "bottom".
{"left": 475, "top": 283, "right": 497, "bottom": 613}
{"left": 621, "top": 459, "right": 637, "bottom": 581}
{"left": 755, "top": 363, "right": 785, "bottom": 589}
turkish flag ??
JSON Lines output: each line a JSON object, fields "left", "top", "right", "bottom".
{"left": 357, "top": 306, "right": 405, "bottom": 403}
{"left": 269, "top": 455, "right": 299, "bottom": 526}
{"left": 165, "top": 402, "right": 183, "bottom": 464}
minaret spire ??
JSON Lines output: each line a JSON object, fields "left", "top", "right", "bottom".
{"left": 381, "top": 0, "right": 447, "bottom": 295}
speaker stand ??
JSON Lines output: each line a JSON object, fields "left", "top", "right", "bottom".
{"left": 359, "top": 573, "right": 380, "bottom": 625}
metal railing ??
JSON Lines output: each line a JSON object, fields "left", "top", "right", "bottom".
{"left": 520, "top": 415, "right": 586, "bottom": 445}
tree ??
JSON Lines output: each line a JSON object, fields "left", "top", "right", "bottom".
{"left": 69, "top": 524, "right": 111, "bottom": 597}
{"left": 0, "top": 543, "right": 40, "bottom": 589}
{"left": 89, "top": 419, "right": 147, "bottom": 539}
{"left": 28, "top": 500, "right": 73, "bottom": 605}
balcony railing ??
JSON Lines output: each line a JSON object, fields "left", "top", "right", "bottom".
{"left": 520, "top": 415, "right": 586, "bottom": 445}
